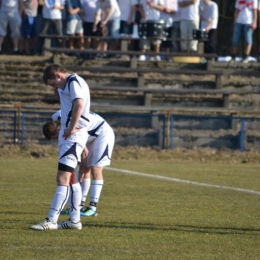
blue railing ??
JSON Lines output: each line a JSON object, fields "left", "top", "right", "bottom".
{"left": 1, "top": 109, "right": 260, "bottom": 151}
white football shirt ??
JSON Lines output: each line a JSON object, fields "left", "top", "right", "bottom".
{"left": 57, "top": 73, "right": 90, "bottom": 129}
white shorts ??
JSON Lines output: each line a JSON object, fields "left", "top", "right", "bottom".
{"left": 86, "top": 122, "right": 115, "bottom": 167}
{"left": 58, "top": 127, "right": 88, "bottom": 169}
{"left": 66, "top": 19, "right": 83, "bottom": 35}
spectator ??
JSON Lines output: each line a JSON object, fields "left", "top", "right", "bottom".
{"left": 65, "top": 0, "right": 84, "bottom": 56}
{"left": 81, "top": 0, "right": 98, "bottom": 59}
{"left": 171, "top": 0, "right": 181, "bottom": 53}
{"left": 21, "top": 0, "right": 39, "bottom": 55}
{"left": 117, "top": 0, "right": 137, "bottom": 55}
{"left": 93, "top": 0, "right": 121, "bottom": 57}
{"left": 138, "top": 0, "right": 165, "bottom": 61}
{"left": 118, "top": 0, "right": 136, "bottom": 36}
{"left": 37, "top": 0, "right": 65, "bottom": 55}
{"left": 159, "top": 0, "right": 178, "bottom": 56}
{"left": 0, "top": 0, "right": 23, "bottom": 54}
{"left": 132, "top": 0, "right": 142, "bottom": 51}
{"left": 199, "top": 0, "right": 218, "bottom": 55}
{"left": 230, "top": 0, "right": 257, "bottom": 63}
{"left": 179, "top": 0, "right": 200, "bottom": 53}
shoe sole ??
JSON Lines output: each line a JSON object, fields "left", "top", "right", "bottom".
{"left": 30, "top": 224, "right": 58, "bottom": 231}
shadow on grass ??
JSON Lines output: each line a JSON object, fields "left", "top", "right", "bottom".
{"left": 83, "top": 222, "right": 260, "bottom": 235}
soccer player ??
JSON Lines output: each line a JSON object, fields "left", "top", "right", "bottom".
{"left": 31, "top": 64, "right": 90, "bottom": 231}
{"left": 45, "top": 110, "right": 115, "bottom": 217}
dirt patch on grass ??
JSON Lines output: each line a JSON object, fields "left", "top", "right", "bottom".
{"left": 0, "top": 144, "right": 260, "bottom": 164}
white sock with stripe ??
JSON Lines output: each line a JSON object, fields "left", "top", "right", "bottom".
{"left": 48, "top": 185, "right": 69, "bottom": 224}
{"left": 68, "top": 182, "right": 82, "bottom": 223}
{"left": 89, "top": 180, "right": 104, "bottom": 211}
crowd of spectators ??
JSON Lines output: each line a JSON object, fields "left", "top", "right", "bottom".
{"left": 0, "top": 0, "right": 258, "bottom": 63}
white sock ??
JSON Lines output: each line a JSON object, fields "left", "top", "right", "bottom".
{"left": 68, "top": 182, "right": 82, "bottom": 223}
{"left": 89, "top": 180, "right": 104, "bottom": 211}
{"left": 48, "top": 186, "right": 69, "bottom": 224}
{"left": 80, "top": 178, "right": 91, "bottom": 207}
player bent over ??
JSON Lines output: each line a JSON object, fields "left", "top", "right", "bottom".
{"left": 30, "top": 64, "right": 90, "bottom": 230}
{"left": 43, "top": 110, "right": 115, "bottom": 217}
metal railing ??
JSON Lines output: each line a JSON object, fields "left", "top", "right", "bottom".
{"left": 1, "top": 109, "right": 260, "bottom": 151}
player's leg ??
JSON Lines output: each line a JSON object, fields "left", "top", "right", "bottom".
{"left": 80, "top": 168, "right": 91, "bottom": 209}
{"left": 30, "top": 168, "right": 72, "bottom": 231}
{"left": 31, "top": 136, "right": 86, "bottom": 230}
{"left": 82, "top": 123, "right": 115, "bottom": 216}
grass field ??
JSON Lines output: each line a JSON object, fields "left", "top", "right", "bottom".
{"left": 1, "top": 145, "right": 260, "bottom": 259}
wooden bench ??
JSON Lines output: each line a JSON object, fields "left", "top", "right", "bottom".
{"left": 89, "top": 86, "right": 249, "bottom": 108}
{"left": 65, "top": 65, "right": 223, "bottom": 89}
{"left": 44, "top": 47, "right": 218, "bottom": 62}
{"left": 40, "top": 33, "right": 212, "bottom": 56}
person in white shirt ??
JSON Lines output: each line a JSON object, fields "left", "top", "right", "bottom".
{"left": 171, "top": 0, "right": 181, "bottom": 52}
{"left": 37, "top": 0, "right": 65, "bottom": 55}
{"left": 230, "top": 0, "right": 257, "bottom": 63}
{"left": 160, "top": 0, "right": 178, "bottom": 54}
{"left": 138, "top": 0, "right": 165, "bottom": 61}
{"left": 81, "top": 0, "right": 98, "bottom": 55}
{"left": 31, "top": 64, "right": 91, "bottom": 231}
{"left": 199, "top": 0, "right": 218, "bottom": 54}
{"left": 118, "top": 0, "right": 137, "bottom": 36}
{"left": 93, "top": 0, "right": 121, "bottom": 56}
{"left": 179, "top": 0, "right": 200, "bottom": 53}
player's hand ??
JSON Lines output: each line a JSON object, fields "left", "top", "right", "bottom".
{"left": 62, "top": 128, "right": 79, "bottom": 139}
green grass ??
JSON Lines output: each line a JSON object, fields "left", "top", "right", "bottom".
{"left": 1, "top": 148, "right": 260, "bottom": 259}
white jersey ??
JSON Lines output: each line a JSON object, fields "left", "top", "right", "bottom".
{"left": 53, "top": 110, "right": 107, "bottom": 140}
{"left": 57, "top": 73, "right": 90, "bottom": 130}
{"left": 199, "top": 1, "right": 218, "bottom": 30}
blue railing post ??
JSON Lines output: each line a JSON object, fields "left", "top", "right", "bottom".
{"left": 170, "top": 116, "right": 174, "bottom": 149}
{"left": 240, "top": 118, "right": 245, "bottom": 152}
{"left": 162, "top": 115, "right": 166, "bottom": 149}
{"left": 13, "top": 111, "right": 17, "bottom": 144}
{"left": 21, "top": 113, "right": 25, "bottom": 145}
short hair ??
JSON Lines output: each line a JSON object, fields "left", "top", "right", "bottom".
{"left": 42, "top": 121, "right": 58, "bottom": 140}
{"left": 43, "top": 64, "right": 68, "bottom": 85}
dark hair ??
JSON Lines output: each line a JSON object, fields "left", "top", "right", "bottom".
{"left": 43, "top": 64, "right": 68, "bottom": 85}
{"left": 42, "top": 121, "right": 58, "bottom": 140}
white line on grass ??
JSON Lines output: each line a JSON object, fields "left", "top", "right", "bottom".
{"left": 107, "top": 167, "right": 260, "bottom": 196}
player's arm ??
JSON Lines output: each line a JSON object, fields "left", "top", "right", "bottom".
{"left": 63, "top": 98, "right": 84, "bottom": 139}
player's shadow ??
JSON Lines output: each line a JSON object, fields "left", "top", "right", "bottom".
{"left": 84, "top": 222, "right": 260, "bottom": 236}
